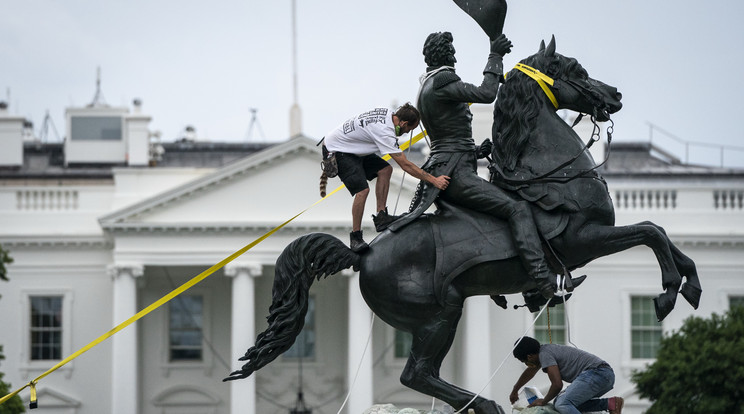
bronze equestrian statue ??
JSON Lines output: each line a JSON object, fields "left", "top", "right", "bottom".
{"left": 224, "top": 37, "right": 701, "bottom": 414}
{"left": 224, "top": 2, "right": 701, "bottom": 413}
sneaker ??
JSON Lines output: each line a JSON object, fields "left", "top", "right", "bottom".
{"left": 349, "top": 230, "right": 369, "bottom": 253}
{"left": 372, "top": 207, "right": 401, "bottom": 232}
{"left": 609, "top": 396, "right": 624, "bottom": 414}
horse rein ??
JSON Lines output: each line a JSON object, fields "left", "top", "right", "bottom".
{"left": 490, "top": 64, "right": 615, "bottom": 186}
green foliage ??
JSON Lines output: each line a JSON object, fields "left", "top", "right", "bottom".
{"left": 0, "top": 346, "right": 25, "bottom": 413}
{"left": 631, "top": 306, "right": 744, "bottom": 414}
{"left": 0, "top": 246, "right": 24, "bottom": 413}
{"left": 0, "top": 245, "right": 12, "bottom": 282}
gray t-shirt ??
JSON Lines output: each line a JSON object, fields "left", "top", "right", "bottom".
{"left": 538, "top": 344, "right": 608, "bottom": 383}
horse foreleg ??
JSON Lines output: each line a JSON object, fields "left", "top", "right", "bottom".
{"left": 400, "top": 302, "right": 505, "bottom": 414}
{"left": 568, "top": 223, "right": 682, "bottom": 321}
{"left": 635, "top": 221, "right": 701, "bottom": 309}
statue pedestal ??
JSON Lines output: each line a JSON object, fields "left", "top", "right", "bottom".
{"left": 362, "top": 403, "right": 465, "bottom": 414}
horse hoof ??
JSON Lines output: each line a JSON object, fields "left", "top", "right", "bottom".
{"left": 653, "top": 293, "right": 676, "bottom": 321}
{"left": 680, "top": 283, "right": 702, "bottom": 309}
{"left": 471, "top": 399, "right": 505, "bottom": 414}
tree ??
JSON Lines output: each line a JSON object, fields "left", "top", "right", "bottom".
{"left": 0, "top": 245, "right": 11, "bottom": 282}
{"left": 0, "top": 245, "right": 24, "bottom": 414}
{"left": 631, "top": 306, "right": 744, "bottom": 414}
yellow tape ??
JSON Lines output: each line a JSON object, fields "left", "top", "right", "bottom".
{"left": 28, "top": 382, "right": 36, "bottom": 409}
{"left": 511, "top": 63, "right": 559, "bottom": 109}
{"left": 0, "top": 129, "right": 429, "bottom": 407}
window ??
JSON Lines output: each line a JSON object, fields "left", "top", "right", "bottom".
{"left": 169, "top": 295, "right": 203, "bottom": 361}
{"left": 631, "top": 296, "right": 662, "bottom": 359}
{"left": 394, "top": 330, "right": 412, "bottom": 359}
{"left": 70, "top": 116, "right": 122, "bottom": 140}
{"left": 534, "top": 304, "right": 566, "bottom": 345}
{"left": 730, "top": 296, "right": 744, "bottom": 309}
{"left": 30, "top": 296, "right": 63, "bottom": 360}
{"left": 284, "top": 297, "right": 315, "bottom": 359}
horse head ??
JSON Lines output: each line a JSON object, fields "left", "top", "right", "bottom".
{"left": 494, "top": 36, "right": 623, "bottom": 171}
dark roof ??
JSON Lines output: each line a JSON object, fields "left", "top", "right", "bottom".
{"left": 157, "top": 141, "right": 278, "bottom": 168}
{"left": 601, "top": 142, "right": 744, "bottom": 178}
{"left": 2, "top": 139, "right": 741, "bottom": 182}
{"left": 0, "top": 140, "right": 278, "bottom": 180}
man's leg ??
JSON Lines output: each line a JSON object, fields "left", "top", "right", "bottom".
{"left": 443, "top": 170, "right": 556, "bottom": 298}
{"left": 554, "top": 367, "right": 614, "bottom": 414}
{"left": 337, "top": 152, "right": 372, "bottom": 252}
{"left": 352, "top": 188, "right": 370, "bottom": 232}
{"left": 374, "top": 165, "right": 393, "bottom": 212}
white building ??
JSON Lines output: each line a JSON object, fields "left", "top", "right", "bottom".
{"left": 0, "top": 99, "right": 742, "bottom": 414}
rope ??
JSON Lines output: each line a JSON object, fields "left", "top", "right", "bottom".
{"left": 1, "top": 131, "right": 431, "bottom": 409}
{"left": 392, "top": 130, "right": 416, "bottom": 215}
{"left": 453, "top": 303, "right": 550, "bottom": 414}
{"left": 335, "top": 312, "right": 375, "bottom": 414}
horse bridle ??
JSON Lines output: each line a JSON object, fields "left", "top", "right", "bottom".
{"left": 491, "top": 63, "right": 615, "bottom": 186}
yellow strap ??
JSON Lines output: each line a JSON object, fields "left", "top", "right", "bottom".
{"left": 28, "top": 382, "right": 37, "bottom": 409}
{"left": 0, "top": 128, "right": 429, "bottom": 407}
{"left": 511, "top": 63, "right": 559, "bottom": 109}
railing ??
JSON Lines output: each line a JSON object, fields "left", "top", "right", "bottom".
{"left": 614, "top": 190, "right": 677, "bottom": 210}
{"left": 713, "top": 190, "right": 744, "bottom": 210}
{"left": 647, "top": 123, "right": 744, "bottom": 168}
{"left": 16, "top": 190, "right": 79, "bottom": 210}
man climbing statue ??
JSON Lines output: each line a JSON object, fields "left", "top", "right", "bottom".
{"left": 388, "top": 31, "right": 557, "bottom": 299}
{"left": 322, "top": 104, "right": 450, "bottom": 252}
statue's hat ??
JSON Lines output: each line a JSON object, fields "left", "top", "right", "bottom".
{"left": 452, "top": 0, "right": 507, "bottom": 39}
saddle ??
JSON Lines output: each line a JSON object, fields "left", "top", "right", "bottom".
{"left": 424, "top": 199, "right": 568, "bottom": 305}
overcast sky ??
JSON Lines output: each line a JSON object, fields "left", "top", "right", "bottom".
{"left": 3, "top": 0, "right": 743, "bottom": 166}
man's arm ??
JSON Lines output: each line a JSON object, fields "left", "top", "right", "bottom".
{"left": 388, "top": 152, "right": 449, "bottom": 190}
{"left": 437, "top": 34, "right": 512, "bottom": 104}
{"left": 509, "top": 366, "right": 539, "bottom": 403}
{"left": 529, "top": 365, "right": 563, "bottom": 407}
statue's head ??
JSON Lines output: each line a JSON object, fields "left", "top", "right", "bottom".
{"left": 423, "top": 31, "right": 457, "bottom": 69}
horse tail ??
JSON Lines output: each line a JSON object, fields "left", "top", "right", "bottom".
{"left": 223, "top": 233, "right": 359, "bottom": 381}
{"left": 319, "top": 172, "right": 328, "bottom": 197}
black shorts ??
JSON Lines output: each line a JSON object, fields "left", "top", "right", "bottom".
{"left": 336, "top": 152, "right": 391, "bottom": 196}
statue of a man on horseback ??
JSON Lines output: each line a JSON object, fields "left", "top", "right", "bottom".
{"left": 388, "top": 30, "right": 558, "bottom": 301}
{"left": 225, "top": 2, "right": 702, "bottom": 413}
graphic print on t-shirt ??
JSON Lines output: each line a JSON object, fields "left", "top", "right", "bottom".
{"left": 343, "top": 108, "right": 388, "bottom": 134}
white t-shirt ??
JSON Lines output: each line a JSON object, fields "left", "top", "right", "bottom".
{"left": 323, "top": 108, "right": 403, "bottom": 156}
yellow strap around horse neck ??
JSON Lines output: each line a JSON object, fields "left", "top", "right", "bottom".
{"left": 511, "top": 63, "right": 559, "bottom": 109}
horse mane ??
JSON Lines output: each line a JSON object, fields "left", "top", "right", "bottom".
{"left": 494, "top": 50, "right": 587, "bottom": 172}
{"left": 493, "top": 54, "right": 546, "bottom": 171}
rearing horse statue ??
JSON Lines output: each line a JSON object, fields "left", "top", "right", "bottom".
{"left": 224, "top": 39, "right": 701, "bottom": 414}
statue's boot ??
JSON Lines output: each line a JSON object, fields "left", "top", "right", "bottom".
{"left": 508, "top": 208, "right": 556, "bottom": 299}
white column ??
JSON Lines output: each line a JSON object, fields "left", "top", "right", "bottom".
{"left": 108, "top": 264, "right": 143, "bottom": 414}
{"left": 462, "top": 296, "right": 492, "bottom": 392}
{"left": 346, "top": 270, "right": 374, "bottom": 413}
{"left": 225, "top": 263, "right": 262, "bottom": 414}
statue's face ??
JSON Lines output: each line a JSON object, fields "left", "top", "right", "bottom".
{"left": 444, "top": 42, "right": 457, "bottom": 66}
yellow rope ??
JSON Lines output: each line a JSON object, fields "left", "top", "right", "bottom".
{"left": 1, "top": 129, "right": 429, "bottom": 408}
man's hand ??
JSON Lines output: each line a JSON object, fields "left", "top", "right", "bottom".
{"left": 509, "top": 391, "right": 519, "bottom": 404}
{"left": 476, "top": 138, "right": 493, "bottom": 159}
{"left": 490, "top": 33, "right": 512, "bottom": 56}
{"left": 431, "top": 175, "right": 450, "bottom": 191}
{"left": 528, "top": 398, "right": 547, "bottom": 407}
